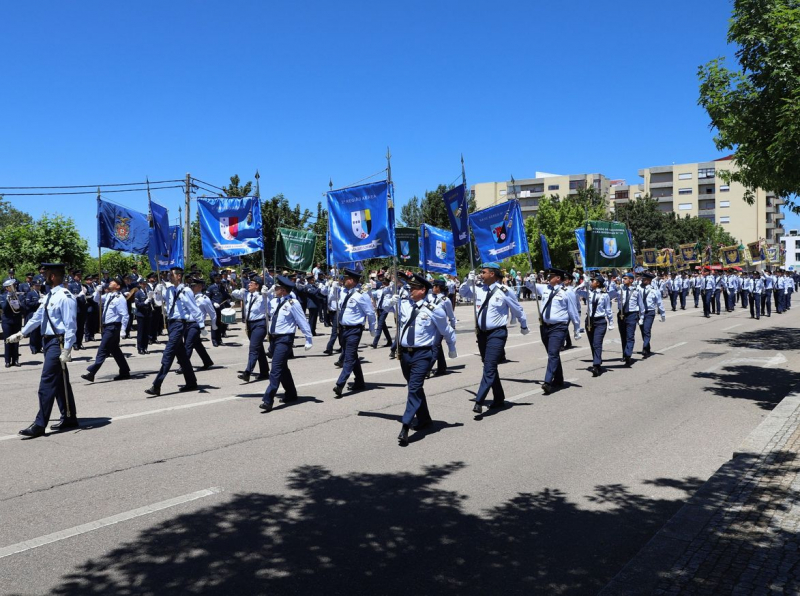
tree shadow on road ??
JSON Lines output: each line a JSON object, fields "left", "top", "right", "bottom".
{"left": 704, "top": 327, "right": 800, "bottom": 352}
{"left": 693, "top": 365, "right": 800, "bottom": 410}
{"left": 46, "top": 463, "right": 704, "bottom": 596}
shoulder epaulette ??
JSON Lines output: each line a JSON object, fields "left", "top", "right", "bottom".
{"left": 288, "top": 299, "right": 295, "bottom": 306}
{"left": 425, "top": 303, "right": 436, "bottom": 311}
{"left": 499, "top": 285, "right": 509, "bottom": 293}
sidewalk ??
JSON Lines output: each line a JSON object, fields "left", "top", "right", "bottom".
{"left": 601, "top": 389, "right": 800, "bottom": 595}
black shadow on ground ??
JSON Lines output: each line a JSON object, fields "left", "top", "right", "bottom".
{"left": 704, "top": 327, "right": 800, "bottom": 352}
{"left": 693, "top": 365, "right": 800, "bottom": 410}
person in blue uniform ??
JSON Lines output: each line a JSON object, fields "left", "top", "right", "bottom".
{"left": 370, "top": 278, "right": 394, "bottom": 349}
{"left": 394, "top": 274, "right": 457, "bottom": 445}
{"left": 133, "top": 277, "right": 153, "bottom": 355}
{"left": 611, "top": 272, "right": 644, "bottom": 366}
{"left": 427, "top": 279, "right": 457, "bottom": 377}
{"left": 144, "top": 266, "right": 202, "bottom": 397}
{"left": 576, "top": 274, "right": 613, "bottom": 377}
{"left": 206, "top": 271, "right": 231, "bottom": 346}
{"left": 84, "top": 274, "right": 99, "bottom": 342}
{"left": 638, "top": 272, "right": 666, "bottom": 357}
{"left": 81, "top": 276, "right": 132, "bottom": 382}
{"left": 525, "top": 268, "right": 580, "bottom": 394}
{"left": 260, "top": 275, "right": 313, "bottom": 412}
{"left": 176, "top": 277, "right": 215, "bottom": 374}
{"left": 7, "top": 263, "right": 78, "bottom": 438}
{"left": 295, "top": 274, "right": 321, "bottom": 336}
{"left": 23, "top": 279, "right": 43, "bottom": 354}
{"left": 750, "top": 271, "right": 764, "bottom": 319}
{"left": 333, "top": 267, "right": 376, "bottom": 397}
{"left": 1, "top": 279, "right": 24, "bottom": 367}
{"left": 68, "top": 269, "right": 88, "bottom": 350}
{"left": 460, "top": 262, "right": 528, "bottom": 411}
{"left": 231, "top": 275, "right": 270, "bottom": 383}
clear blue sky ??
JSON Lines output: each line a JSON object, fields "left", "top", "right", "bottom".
{"left": 2, "top": 0, "right": 797, "bottom": 248}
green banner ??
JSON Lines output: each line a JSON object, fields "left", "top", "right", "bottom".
{"left": 584, "top": 220, "right": 634, "bottom": 269}
{"left": 276, "top": 227, "right": 317, "bottom": 273}
{"left": 395, "top": 227, "right": 420, "bottom": 267}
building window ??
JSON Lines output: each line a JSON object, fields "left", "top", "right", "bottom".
{"left": 593, "top": 179, "right": 601, "bottom": 189}
{"left": 615, "top": 190, "right": 629, "bottom": 199}
{"left": 678, "top": 173, "right": 692, "bottom": 180}
{"left": 720, "top": 201, "right": 730, "bottom": 208}
{"left": 704, "top": 187, "right": 715, "bottom": 194}
{"left": 767, "top": 196, "right": 774, "bottom": 207}
{"left": 719, "top": 216, "right": 730, "bottom": 224}
{"left": 679, "top": 203, "right": 692, "bottom": 210}
{"left": 548, "top": 184, "right": 559, "bottom": 191}
{"left": 699, "top": 214, "right": 715, "bottom": 222}
{"left": 698, "top": 167, "right": 715, "bottom": 179}
{"left": 719, "top": 184, "right": 730, "bottom": 192}
{"left": 678, "top": 188, "right": 692, "bottom": 195}
{"left": 634, "top": 192, "right": 642, "bottom": 199}
{"left": 569, "top": 180, "right": 586, "bottom": 190}
{"left": 532, "top": 184, "right": 544, "bottom": 193}
{"left": 796, "top": 252, "right": 800, "bottom": 261}
{"left": 499, "top": 190, "right": 507, "bottom": 196}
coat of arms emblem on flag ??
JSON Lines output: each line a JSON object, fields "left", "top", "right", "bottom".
{"left": 601, "top": 237, "right": 620, "bottom": 258}
{"left": 435, "top": 240, "right": 447, "bottom": 259}
{"left": 351, "top": 209, "right": 372, "bottom": 239}
{"left": 115, "top": 216, "right": 131, "bottom": 241}
{"left": 220, "top": 217, "right": 239, "bottom": 241}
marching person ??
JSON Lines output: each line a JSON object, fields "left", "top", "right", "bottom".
{"left": 701, "top": 268, "right": 715, "bottom": 318}
{"left": 206, "top": 271, "right": 229, "bottom": 347}
{"left": 231, "top": 275, "right": 270, "bottom": 383}
{"left": 371, "top": 277, "right": 394, "bottom": 349}
{"left": 133, "top": 277, "right": 152, "bottom": 355}
{"left": 459, "top": 262, "right": 528, "bottom": 411}
{"left": 332, "top": 267, "right": 376, "bottom": 397}
{"left": 750, "top": 272, "right": 764, "bottom": 320}
{"left": 82, "top": 276, "right": 131, "bottom": 382}
{"left": 525, "top": 268, "right": 579, "bottom": 394}
{"left": 577, "top": 273, "right": 613, "bottom": 377}
{"left": 84, "top": 273, "right": 99, "bottom": 342}
{"left": 612, "top": 272, "right": 644, "bottom": 366}
{"left": 147, "top": 272, "right": 164, "bottom": 343}
{"left": 394, "top": 274, "right": 457, "bottom": 445}
{"left": 322, "top": 274, "right": 341, "bottom": 355}
{"left": 144, "top": 266, "right": 202, "bottom": 397}
{"left": 68, "top": 269, "right": 88, "bottom": 350}
{"left": 6, "top": 263, "right": 78, "bottom": 438}
{"left": 260, "top": 275, "right": 313, "bottom": 412}
{"left": 427, "top": 279, "right": 457, "bottom": 378}
{"left": 1, "top": 279, "right": 24, "bottom": 367}
{"left": 762, "top": 270, "right": 774, "bottom": 317}
{"left": 23, "top": 279, "right": 44, "bottom": 354}
{"left": 176, "top": 277, "right": 215, "bottom": 374}
{"left": 638, "top": 272, "right": 666, "bottom": 358}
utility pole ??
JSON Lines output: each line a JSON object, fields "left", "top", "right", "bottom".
{"left": 184, "top": 173, "right": 191, "bottom": 268}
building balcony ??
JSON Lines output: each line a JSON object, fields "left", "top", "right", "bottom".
{"left": 649, "top": 180, "right": 674, "bottom": 189}
{"left": 655, "top": 195, "right": 674, "bottom": 203}
{"left": 615, "top": 198, "right": 630, "bottom": 205}
{"left": 698, "top": 177, "right": 716, "bottom": 184}
{"left": 698, "top": 208, "right": 716, "bottom": 217}
{"left": 766, "top": 221, "right": 775, "bottom": 229}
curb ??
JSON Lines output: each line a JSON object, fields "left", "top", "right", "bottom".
{"left": 598, "top": 388, "right": 800, "bottom": 595}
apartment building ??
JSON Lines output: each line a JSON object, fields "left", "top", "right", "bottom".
{"left": 780, "top": 231, "right": 800, "bottom": 272}
{"left": 613, "top": 157, "right": 785, "bottom": 245}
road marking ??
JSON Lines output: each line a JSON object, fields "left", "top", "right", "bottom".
{"left": 0, "top": 487, "right": 222, "bottom": 559}
{"left": 661, "top": 342, "right": 688, "bottom": 352}
{"left": 703, "top": 352, "right": 788, "bottom": 374}
{"left": 722, "top": 324, "right": 743, "bottom": 331}
{"left": 508, "top": 378, "right": 579, "bottom": 401}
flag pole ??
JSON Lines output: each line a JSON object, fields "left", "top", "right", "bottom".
{"left": 461, "top": 155, "right": 480, "bottom": 335}
{"left": 96, "top": 187, "right": 103, "bottom": 334}
{"left": 147, "top": 178, "right": 167, "bottom": 332}
{"left": 509, "top": 174, "right": 542, "bottom": 322}
{"left": 388, "top": 147, "right": 401, "bottom": 348}
{"left": 255, "top": 170, "right": 266, "bottom": 281}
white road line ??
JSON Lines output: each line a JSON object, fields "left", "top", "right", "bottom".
{"left": 508, "top": 378, "right": 579, "bottom": 401}
{"left": 661, "top": 342, "right": 688, "bottom": 352}
{"left": 722, "top": 324, "right": 743, "bottom": 331}
{"left": 0, "top": 487, "right": 222, "bottom": 559}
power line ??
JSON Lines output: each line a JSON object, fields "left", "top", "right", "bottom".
{"left": 0, "top": 179, "right": 183, "bottom": 190}
{"left": 1, "top": 185, "right": 185, "bottom": 196}
{"left": 190, "top": 177, "right": 228, "bottom": 193}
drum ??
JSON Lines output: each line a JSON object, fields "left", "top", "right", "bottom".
{"left": 220, "top": 308, "right": 237, "bottom": 325}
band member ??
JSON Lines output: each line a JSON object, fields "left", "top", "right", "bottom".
{"left": 332, "top": 268, "right": 376, "bottom": 397}
{"left": 427, "top": 279, "right": 456, "bottom": 377}
{"left": 577, "top": 274, "right": 613, "bottom": 376}
{"left": 371, "top": 277, "right": 394, "bottom": 349}
{"left": 82, "top": 276, "right": 131, "bottom": 382}
{"left": 134, "top": 277, "right": 153, "bottom": 355}
{"left": 23, "top": 279, "right": 44, "bottom": 354}
{"left": 231, "top": 276, "right": 270, "bottom": 383}
{"left": 207, "top": 271, "right": 231, "bottom": 346}
{"left": 1, "top": 279, "right": 24, "bottom": 367}
{"left": 176, "top": 277, "right": 215, "bottom": 374}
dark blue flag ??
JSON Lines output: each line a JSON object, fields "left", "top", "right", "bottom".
{"left": 212, "top": 255, "right": 241, "bottom": 268}
{"left": 327, "top": 180, "right": 395, "bottom": 264}
{"left": 148, "top": 226, "right": 183, "bottom": 270}
{"left": 197, "top": 197, "right": 263, "bottom": 258}
{"left": 97, "top": 198, "right": 150, "bottom": 254}
{"left": 442, "top": 184, "right": 469, "bottom": 247}
{"left": 468, "top": 200, "right": 528, "bottom": 263}
{"left": 149, "top": 199, "right": 170, "bottom": 258}
{"left": 540, "top": 234, "right": 552, "bottom": 270}
{"left": 420, "top": 224, "right": 456, "bottom": 275}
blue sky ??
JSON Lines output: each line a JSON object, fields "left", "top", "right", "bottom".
{"left": 2, "top": 0, "right": 797, "bottom": 248}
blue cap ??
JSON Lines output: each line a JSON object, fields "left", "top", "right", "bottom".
{"left": 408, "top": 273, "right": 432, "bottom": 290}
{"left": 341, "top": 267, "right": 361, "bottom": 279}
{"left": 622, "top": 272, "right": 635, "bottom": 279}
{"left": 481, "top": 261, "right": 502, "bottom": 270}
{"left": 276, "top": 275, "right": 295, "bottom": 289}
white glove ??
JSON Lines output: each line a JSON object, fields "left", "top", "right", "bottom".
{"left": 200, "top": 328, "right": 209, "bottom": 338}
{"left": 520, "top": 326, "right": 530, "bottom": 335}
{"left": 211, "top": 324, "right": 218, "bottom": 331}
{"left": 390, "top": 295, "right": 400, "bottom": 307}
{"left": 79, "top": 288, "right": 86, "bottom": 296}
{"left": 608, "top": 323, "right": 615, "bottom": 331}
{"left": 468, "top": 272, "right": 475, "bottom": 281}
{"left": 638, "top": 318, "right": 644, "bottom": 326}
{"left": 448, "top": 348, "right": 458, "bottom": 359}
{"left": 304, "top": 342, "right": 313, "bottom": 351}
{"left": 155, "top": 284, "right": 165, "bottom": 294}
{"left": 660, "top": 314, "right": 666, "bottom": 323}
{"left": 147, "top": 291, "right": 154, "bottom": 300}
{"left": 122, "top": 332, "right": 128, "bottom": 339}
{"left": 260, "top": 286, "right": 269, "bottom": 295}
{"left": 213, "top": 302, "right": 220, "bottom": 309}
{"left": 38, "top": 297, "right": 45, "bottom": 304}
{"left": 573, "top": 332, "right": 581, "bottom": 341}
{"left": 59, "top": 348, "right": 72, "bottom": 364}
{"left": 144, "top": 297, "right": 152, "bottom": 305}
{"left": 5, "top": 332, "right": 23, "bottom": 344}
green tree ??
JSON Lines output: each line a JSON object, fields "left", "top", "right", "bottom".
{"left": 0, "top": 197, "right": 33, "bottom": 229}
{"left": 86, "top": 252, "right": 150, "bottom": 278}
{"left": 222, "top": 175, "right": 252, "bottom": 198}
{"left": 400, "top": 196, "right": 421, "bottom": 228}
{"left": 0, "top": 214, "right": 89, "bottom": 273}
{"left": 698, "top": 0, "right": 800, "bottom": 214}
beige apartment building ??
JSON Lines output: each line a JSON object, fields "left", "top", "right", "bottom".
{"left": 472, "top": 173, "right": 613, "bottom": 218}
{"left": 613, "top": 157, "right": 785, "bottom": 245}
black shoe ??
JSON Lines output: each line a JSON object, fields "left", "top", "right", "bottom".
{"left": 259, "top": 402, "right": 273, "bottom": 412}
{"left": 256, "top": 373, "right": 270, "bottom": 381}
{"left": 238, "top": 372, "right": 251, "bottom": 383}
{"left": 383, "top": 342, "right": 393, "bottom": 348}
{"left": 144, "top": 386, "right": 160, "bottom": 398}
{"left": 592, "top": 365, "right": 601, "bottom": 377}
{"left": 282, "top": 394, "right": 298, "bottom": 403}
{"left": 472, "top": 403, "right": 482, "bottom": 414}
{"left": 624, "top": 357, "right": 634, "bottom": 367}
{"left": 4, "top": 363, "right": 9, "bottom": 368}
{"left": 413, "top": 419, "right": 433, "bottom": 431}
{"left": 333, "top": 384, "right": 344, "bottom": 398}
{"left": 334, "top": 361, "right": 343, "bottom": 368}
{"left": 13, "top": 361, "right": 20, "bottom": 367}
{"left": 81, "top": 373, "right": 95, "bottom": 383}
{"left": 541, "top": 383, "right": 553, "bottom": 395}
{"left": 389, "top": 352, "right": 397, "bottom": 360}
{"left": 371, "top": 344, "right": 378, "bottom": 349}
{"left": 19, "top": 423, "right": 46, "bottom": 438}
{"left": 322, "top": 349, "right": 333, "bottom": 355}
{"left": 488, "top": 400, "right": 506, "bottom": 410}
{"left": 398, "top": 424, "right": 409, "bottom": 445}
{"left": 176, "top": 368, "right": 184, "bottom": 375}
{"left": 348, "top": 382, "right": 367, "bottom": 392}
{"left": 113, "top": 372, "right": 131, "bottom": 381}
{"left": 178, "top": 384, "right": 199, "bottom": 393}
{"left": 50, "top": 418, "right": 79, "bottom": 431}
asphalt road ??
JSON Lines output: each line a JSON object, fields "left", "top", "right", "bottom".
{"left": 0, "top": 298, "right": 798, "bottom": 595}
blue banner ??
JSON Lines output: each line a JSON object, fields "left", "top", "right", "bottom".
{"left": 212, "top": 255, "right": 241, "bottom": 268}
{"left": 148, "top": 225, "right": 183, "bottom": 270}
{"left": 540, "top": 234, "right": 552, "bottom": 270}
{"left": 442, "top": 184, "right": 470, "bottom": 247}
{"left": 468, "top": 200, "right": 528, "bottom": 263}
{"left": 420, "top": 224, "right": 456, "bottom": 275}
{"left": 327, "top": 180, "right": 395, "bottom": 264}
{"left": 197, "top": 197, "right": 263, "bottom": 258}
{"left": 573, "top": 227, "right": 598, "bottom": 271}
{"left": 149, "top": 199, "right": 170, "bottom": 258}
{"left": 97, "top": 198, "right": 151, "bottom": 255}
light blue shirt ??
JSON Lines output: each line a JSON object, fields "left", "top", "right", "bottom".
{"left": 462, "top": 280, "right": 528, "bottom": 329}
{"left": 397, "top": 299, "right": 456, "bottom": 350}
{"left": 577, "top": 286, "right": 613, "bottom": 323}
{"left": 266, "top": 296, "right": 313, "bottom": 341}
{"left": 753, "top": 278, "right": 765, "bottom": 294}
{"left": 96, "top": 290, "right": 130, "bottom": 328}
{"left": 640, "top": 284, "right": 665, "bottom": 315}
{"left": 610, "top": 284, "right": 645, "bottom": 315}
{"left": 21, "top": 285, "right": 78, "bottom": 349}
{"left": 743, "top": 278, "right": 754, "bottom": 291}
{"left": 165, "top": 284, "right": 204, "bottom": 325}
{"left": 232, "top": 288, "right": 266, "bottom": 322}
{"left": 525, "top": 282, "right": 579, "bottom": 326}
{"left": 764, "top": 274, "right": 774, "bottom": 290}
{"left": 431, "top": 293, "right": 456, "bottom": 328}
{"left": 337, "top": 285, "right": 377, "bottom": 331}
{"left": 194, "top": 294, "right": 217, "bottom": 327}
{"left": 372, "top": 286, "right": 393, "bottom": 312}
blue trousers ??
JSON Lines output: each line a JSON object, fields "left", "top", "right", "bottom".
{"left": 618, "top": 312, "right": 638, "bottom": 358}
{"left": 35, "top": 336, "right": 77, "bottom": 426}
{"left": 750, "top": 293, "right": 762, "bottom": 318}
{"left": 761, "top": 291, "right": 772, "bottom": 315}
{"left": 336, "top": 325, "right": 364, "bottom": 386}
{"left": 400, "top": 347, "right": 434, "bottom": 425}
{"left": 741, "top": 290, "right": 749, "bottom": 309}
{"left": 540, "top": 322, "right": 567, "bottom": 384}
{"left": 713, "top": 289, "right": 722, "bottom": 314}
{"left": 638, "top": 312, "right": 655, "bottom": 352}
{"left": 2, "top": 317, "right": 22, "bottom": 364}
{"left": 475, "top": 327, "right": 507, "bottom": 404}
{"left": 727, "top": 289, "right": 737, "bottom": 311}
{"left": 703, "top": 290, "right": 713, "bottom": 316}
{"left": 153, "top": 320, "right": 197, "bottom": 389}
{"left": 136, "top": 314, "right": 150, "bottom": 352}
{"left": 669, "top": 291, "right": 677, "bottom": 311}
{"left": 428, "top": 335, "right": 447, "bottom": 374}
{"left": 325, "top": 312, "right": 339, "bottom": 352}
{"left": 586, "top": 317, "right": 607, "bottom": 366}
{"left": 87, "top": 322, "right": 129, "bottom": 375}
{"left": 184, "top": 323, "right": 213, "bottom": 368}
{"left": 680, "top": 288, "right": 688, "bottom": 309}
{"left": 245, "top": 320, "right": 269, "bottom": 375}
{"left": 263, "top": 335, "right": 297, "bottom": 404}
{"left": 371, "top": 310, "right": 392, "bottom": 347}
{"left": 693, "top": 288, "right": 700, "bottom": 307}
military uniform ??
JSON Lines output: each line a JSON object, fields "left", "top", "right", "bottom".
{"left": 1, "top": 280, "right": 24, "bottom": 367}
{"left": 231, "top": 278, "right": 270, "bottom": 383}
{"left": 576, "top": 276, "right": 613, "bottom": 376}
{"left": 638, "top": 273, "right": 666, "bottom": 357}
{"left": 427, "top": 281, "right": 456, "bottom": 377}
{"left": 370, "top": 281, "right": 394, "bottom": 348}
{"left": 610, "top": 273, "right": 644, "bottom": 366}
{"left": 82, "top": 280, "right": 131, "bottom": 382}
{"left": 332, "top": 268, "right": 376, "bottom": 396}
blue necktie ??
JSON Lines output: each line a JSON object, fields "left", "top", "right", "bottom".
{"left": 270, "top": 298, "right": 286, "bottom": 334}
